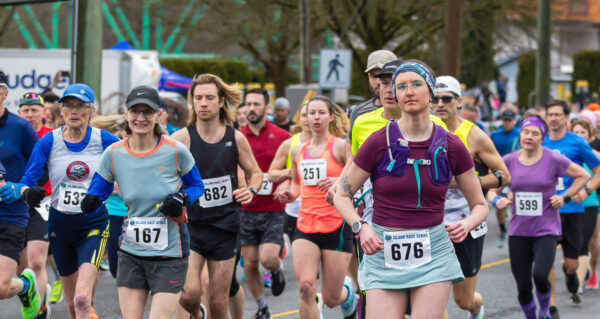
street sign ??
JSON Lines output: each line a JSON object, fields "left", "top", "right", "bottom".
{"left": 319, "top": 49, "right": 352, "bottom": 89}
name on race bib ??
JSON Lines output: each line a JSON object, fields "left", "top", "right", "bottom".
{"left": 199, "top": 175, "right": 233, "bottom": 208}
{"left": 126, "top": 217, "right": 168, "bottom": 251}
{"left": 57, "top": 182, "right": 88, "bottom": 213}
{"left": 258, "top": 173, "right": 273, "bottom": 195}
{"left": 515, "top": 192, "right": 543, "bottom": 216}
{"left": 300, "top": 158, "right": 327, "bottom": 186}
{"left": 383, "top": 229, "right": 432, "bottom": 269}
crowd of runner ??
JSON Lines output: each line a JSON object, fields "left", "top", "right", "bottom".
{"left": 1, "top": 49, "right": 600, "bottom": 319}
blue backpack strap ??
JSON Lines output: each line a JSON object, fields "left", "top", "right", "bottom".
{"left": 427, "top": 124, "right": 452, "bottom": 185}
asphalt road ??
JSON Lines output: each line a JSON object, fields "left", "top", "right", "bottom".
{"left": 1, "top": 210, "right": 600, "bottom": 318}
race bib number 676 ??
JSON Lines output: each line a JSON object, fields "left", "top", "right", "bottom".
{"left": 383, "top": 229, "right": 432, "bottom": 269}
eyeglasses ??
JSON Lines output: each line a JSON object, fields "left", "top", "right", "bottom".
{"left": 432, "top": 96, "right": 455, "bottom": 104}
{"left": 395, "top": 80, "right": 426, "bottom": 93}
{"left": 129, "top": 109, "right": 157, "bottom": 118}
{"left": 61, "top": 103, "right": 91, "bottom": 110}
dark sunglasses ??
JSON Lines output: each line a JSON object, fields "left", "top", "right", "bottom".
{"left": 432, "top": 96, "right": 455, "bottom": 104}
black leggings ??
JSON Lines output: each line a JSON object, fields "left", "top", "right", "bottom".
{"left": 509, "top": 235, "right": 559, "bottom": 305}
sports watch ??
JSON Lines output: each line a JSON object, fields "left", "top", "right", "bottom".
{"left": 248, "top": 186, "right": 258, "bottom": 196}
{"left": 494, "top": 171, "right": 503, "bottom": 188}
{"left": 352, "top": 220, "right": 367, "bottom": 234}
{"left": 563, "top": 194, "right": 571, "bottom": 204}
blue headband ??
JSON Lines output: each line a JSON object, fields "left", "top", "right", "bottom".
{"left": 392, "top": 61, "right": 436, "bottom": 102}
{"left": 521, "top": 116, "right": 547, "bottom": 136}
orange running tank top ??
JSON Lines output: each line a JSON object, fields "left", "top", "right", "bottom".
{"left": 296, "top": 136, "right": 344, "bottom": 233}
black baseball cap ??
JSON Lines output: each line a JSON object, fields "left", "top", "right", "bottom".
{"left": 375, "top": 59, "right": 402, "bottom": 78}
{"left": 126, "top": 86, "right": 161, "bottom": 112}
{"left": 500, "top": 110, "right": 516, "bottom": 120}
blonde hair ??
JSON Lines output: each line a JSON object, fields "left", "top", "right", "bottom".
{"left": 307, "top": 96, "right": 349, "bottom": 138}
{"left": 188, "top": 74, "right": 242, "bottom": 126}
{"left": 290, "top": 101, "right": 309, "bottom": 134}
{"left": 90, "top": 114, "right": 123, "bottom": 134}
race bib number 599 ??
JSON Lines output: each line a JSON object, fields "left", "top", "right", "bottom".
{"left": 383, "top": 229, "right": 432, "bottom": 269}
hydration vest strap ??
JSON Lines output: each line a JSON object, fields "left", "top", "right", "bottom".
{"left": 409, "top": 159, "right": 429, "bottom": 209}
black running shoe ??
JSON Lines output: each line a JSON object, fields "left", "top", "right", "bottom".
{"left": 550, "top": 306, "right": 560, "bottom": 319}
{"left": 271, "top": 268, "right": 286, "bottom": 296}
{"left": 255, "top": 306, "right": 271, "bottom": 319}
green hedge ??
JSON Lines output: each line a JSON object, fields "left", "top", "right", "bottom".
{"left": 572, "top": 50, "right": 600, "bottom": 98}
{"left": 159, "top": 58, "right": 253, "bottom": 84}
{"left": 517, "top": 51, "right": 536, "bottom": 107}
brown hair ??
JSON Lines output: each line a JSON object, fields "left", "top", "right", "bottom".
{"left": 306, "top": 96, "right": 349, "bottom": 138}
{"left": 188, "top": 74, "right": 241, "bottom": 126}
{"left": 571, "top": 119, "right": 595, "bottom": 139}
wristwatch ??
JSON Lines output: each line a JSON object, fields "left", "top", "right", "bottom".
{"left": 248, "top": 186, "right": 258, "bottom": 196}
{"left": 494, "top": 171, "right": 503, "bottom": 188}
{"left": 352, "top": 220, "right": 367, "bottom": 234}
{"left": 563, "top": 194, "right": 571, "bottom": 204}
{"left": 585, "top": 186, "right": 594, "bottom": 196}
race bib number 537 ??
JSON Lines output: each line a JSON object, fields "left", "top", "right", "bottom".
{"left": 383, "top": 229, "right": 432, "bottom": 269}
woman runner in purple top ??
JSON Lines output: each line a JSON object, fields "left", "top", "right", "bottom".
{"left": 488, "top": 115, "right": 589, "bottom": 319}
{"left": 333, "top": 60, "right": 488, "bottom": 318}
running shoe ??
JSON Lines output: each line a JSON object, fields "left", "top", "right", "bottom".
{"left": 200, "top": 303, "right": 208, "bottom": 319}
{"left": 263, "top": 271, "right": 272, "bottom": 288}
{"left": 49, "top": 280, "right": 63, "bottom": 304}
{"left": 280, "top": 236, "right": 290, "bottom": 259}
{"left": 496, "top": 231, "right": 507, "bottom": 248}
{"left": 35, "top": 283, "right": 52, "bottom": 319}
{"left": 569, "top": 292, "right": 582, "bottom": 306}
{"left": 254, "top": 306, "right": 271, "bottom": 319}
{"left": 18, "top": 268, "right": 40, "bottom": 319}
{"left": 586, "top": 271, "right": 598, "bottom": 289}
{"left": 469, "top": 305, "right": 484, "bottom": 319}
{"left": 90, "top": 305, "right": 98, "bottom": 319}
{"left": 99, "top": 258, "right": 109, "bottom": 271}
{"left": 271, "top": 266, "right": 286, "bottom": 296}
{"left": 341, "top": 276, "right": 358, "bottom": 318}
{"left": 549, "top": 306, "right": 559, "bottom": 319}
{"left": 316, "top": 292, "right": 324, "bottom": 319}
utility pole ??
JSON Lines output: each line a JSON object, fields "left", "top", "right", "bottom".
{"left": 75, "top": 0, "right": 103, "bottom": 110}
{"left": 535, "top": 0, "right": 551, "bottom": 106}
{"left": 299, "top": 0, "right": 310, "bottom": 84}
{"left": 442, "top": 0, "right": 462, "bottom": 77}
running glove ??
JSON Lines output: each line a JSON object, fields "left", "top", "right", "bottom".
{"left": 22, "top": 186, "right": 46, "bottom": 208}
{"left": 160, "top": 192, "right": 188, "bottom": 218}
{"left": 0, "top": 182, "right": 23, "bottom": 204}
{"left": 81, "top": 194, "right": 102, "bottom": 214}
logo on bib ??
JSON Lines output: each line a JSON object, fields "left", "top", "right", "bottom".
{"left": 66, "top": 161, "right": 90, "bottom": 181}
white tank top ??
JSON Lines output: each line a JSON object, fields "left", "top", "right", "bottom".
{"left": 48, "top": 127, "right": 104, "bottom": 214}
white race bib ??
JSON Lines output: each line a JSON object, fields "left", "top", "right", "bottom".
{"left": 515, "top": 192, "right": 543, "bottom": 216}
{"left": 300, "top": 158, "right": 327, "bottom": 186}
{"left": 470, "top": 221, "right": 488, "bottom": 239}
{"left": 199, "top": 175, "right": 233, "bottom": 208}
{"left": 556, "top": 177, "right": 564, "bottom": 191}
{"left": 383, "top": 229, "right": 432, "bottom": 269}
{"left": 126, "top": 217, "right": 168, "bottom": 250}
{"left": 34, "top": 196, "right": 51, "bottom": 221}
{"left": 57, "top": 182, "right": 88, "bottom": 213}
{"left": 258, "top": 173, "right": 273, "bottom": 195}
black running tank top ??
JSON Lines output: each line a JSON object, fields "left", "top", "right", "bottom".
{"left": 187, "top": 125, "right": 241, "bottom": 232}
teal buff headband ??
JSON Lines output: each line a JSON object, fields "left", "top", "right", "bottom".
{"left": 520, "top": 116, "right": 547, "bottom": 136}
{"left": 392, "top": 61, "right": 436, "bottom": 102}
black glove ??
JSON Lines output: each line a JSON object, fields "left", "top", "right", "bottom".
{"left": 160, "top": 193, "right": 188, "bottom": 218}
{"left": 81, "top": 194, "right": 102, "bottom": 214}
{"left": 22, "top": 186, "right": 46, "bottom": 208}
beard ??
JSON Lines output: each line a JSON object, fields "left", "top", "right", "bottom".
{"left": 247, "top": 110, "right": 265, "bottom": 125}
